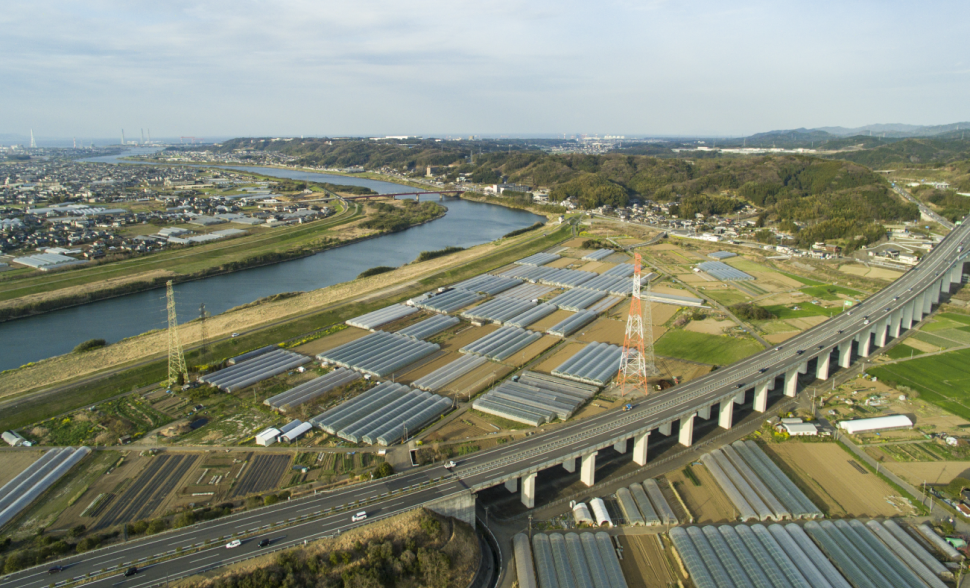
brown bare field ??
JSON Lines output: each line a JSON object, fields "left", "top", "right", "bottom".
{"left": 529, "top": 309, "right": 575, "bottom": 332}
{"left": 0, "top": 451, "right": 43, "bottom": 487}
{"left": 787, "top": 316, "right": 829, "bottom": 330}
{"left": 381, "top": 310, "right": 433, "bottom": 332}
{"left": 668, "top": 361, "right": 712, "bottom": 383}
{"left": 901, "top": 338, "right": 940, "bottom": 353}
{"left": 574, "top": 318, "right": 628, "bottom": 345}
{"left": 558, "top": 247, "right": 587, "bottom": 259}
{"left": 765, "top": 442, "right": 918, "bottom": 517}
{"left": 425, "top": 413, "right": 495, "bottom": 443}
{"left": 839, "top": 264, "right": 904, "bottom": 281}
{"left": 179, "top": 509, "right": 479, "bottom": 588}
{"left": 533, "top": 342, "right": 587, "bottom": 374}
{"left": 0, "top": 226, "right": 557, "bottom": 397}
{"left": 611, "top": 302, "right": 681, "bottom": 326}
{"left": 765, "top": 332, "right": 799, "bottom": 343}
{"left": 562, "top": 238, "right": 587, "bottom": 247}
{"left": 546, "top": 257, "right": 578, "bottom": 268}
{"left": 887, "top": 461, "right": 970, "bottom": 485}
{"left": 577, "top": 261, "right": 609, "bottom": 273}
{"left": 503, "top": 336, "right": 561, "bottom": 367}
{"left": 617, "top": 534, "right": 678, "bottom": 588}
{"left": 439, "top": 324, "right": 499, "bottom": 353}
{"left": 667, "top": 465, "right": 738, "bottom": 524}
{"left": 685, "top": 319, "right": 734, "bottom": 336}
{"left": 293, "top": 327, "right": 370, "bottom": 355}
{"left": 441, "top": 363, "right": 512, "bottom": 399}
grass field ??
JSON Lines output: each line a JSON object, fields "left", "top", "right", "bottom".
{"left": 885, "top": 345, "right": 925, "bottom": 360}
{"left": 800, "top": 284, "right": 862, "bottom": 301}
{"left": 869, "top": 348, "right": 970, "bottom": 420}
{"left": 703, "top": 288, "right": 751, "bottom": 306}
{"left": 777, "top": 272, "right": 826, "bottom": 287}
{"left": 762, "top": 302, "right": 830, "bottom": 319}
{"left": 655, "top": 330, "right": 763, "bottom": 365}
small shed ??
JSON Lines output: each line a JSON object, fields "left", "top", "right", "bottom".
{"left": 256, "top": 428, "right": 281, "bottom": 447}
{"left": 282, "top": 422, "right": 313, "bottom": 442}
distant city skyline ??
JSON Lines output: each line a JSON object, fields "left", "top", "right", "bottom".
{"left": 3, "top": 1, "right": 968, "bottom": 138}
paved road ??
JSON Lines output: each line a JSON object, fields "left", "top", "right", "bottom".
{"left": 7, "top": 215, "right": 970, "bottom": 587}
{"left": 893, "top": 184, "right": 954, "bottom": 229}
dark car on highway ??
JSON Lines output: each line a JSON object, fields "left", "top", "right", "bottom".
{"left": 48, "top": 566, "right": 64, "bottom": 574}
{"left": 125, "top": 567, "right": 138, "bottom": 577}
{"left": 258, "top": 538, "right": 271, "bottom": 548}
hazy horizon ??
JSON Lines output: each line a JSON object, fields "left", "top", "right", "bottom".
{"left": 4, "top": 1, "right": 968, "bottom": 139}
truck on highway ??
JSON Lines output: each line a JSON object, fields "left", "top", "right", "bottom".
{"left": 622, "top": 404, "right": 633, "bottom": 412}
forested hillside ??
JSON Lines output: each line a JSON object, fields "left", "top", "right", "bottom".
{"left": 827, "top": 137, "right": 970, "bottom": 167}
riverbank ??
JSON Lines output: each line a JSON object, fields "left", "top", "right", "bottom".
{"left": 0, "top": 200, "right": 445, "bottom": 322}
{"left": 0, "top": 221, "right": 569, "bottom": 429}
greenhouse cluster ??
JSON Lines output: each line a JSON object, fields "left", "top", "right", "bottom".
{"left": 201, "top": 349, "right": 311, "bottom": 392}
{"left": 264, "top": 367, "right": 361, "bottom": 412}
{"left": 547, "top": 288, "right": 606, "bottom": 312}
{"left": 582, "top": 249, "right": 614, "bottom": 261}
{"left": 471, "top": 372, "right": 597, "bottom": 426}
{"left": 462, "top": 297, "right": 536, "bottom": 324}
{"left": 0, "top": 447, "right": 90, "bottom": 528}
{"left": 451, "top": 274, "right": 522, "bottom": 295}
{"left": 345, "top": 303, "right": 419, "bottom": 330}
{"left": 411, "top": 288, "right": 483, "bottom": 313}
{"left": 317, "top": 331, "right": 440, "bottom": 378}
{"left": 536, "top": 268, "right": 597, "bottom": 288}
{"left": 496, "top": 283, "right": 555, "bottom": 301}
{"left": 461, "top": 326, "right": 542, "bottom": 361}
{"left": 396, "top": 314, "right": 459, "bottom": 340}
{"left": 524, "top": 532, "right": 628, "bottom": 588}
{"left": 546, "top": 311, "right": 598, "bottom": 337}
{"left": 412, "top": 354, "right": 488, "bottom": 392}
{"left": 575, "top": 274, "right": 634, "bottom": 296}
{"left": 504, "top": 303, "right": 558, "bottom": 328}
{"left": 310, "top": 381, "right": 451, "bottom": 446}
{"left": 696, "top": 261, "right": 754, "bottom": 281}
{"left": 552, "top": 342, "right": 624, "bottom": 386}
{"left": 515, "top": 252, "right": 560, "bottom": 266}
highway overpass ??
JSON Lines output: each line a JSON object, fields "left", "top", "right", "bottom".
{"left": 4, "top": 216, "right": 969, "bottom": 588}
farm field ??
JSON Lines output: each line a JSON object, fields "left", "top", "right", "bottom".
{"left": 666, "top": 464, "right": 738, "bottom": 524}
{"left": 654, "top": 330, "right": 763, "bottom": 365}
{"left": 230, "top": 454, "right": 292, "bottom": 498}
{"left": 762, "top": 301, "right": 831, "bottom": 319}
{"left": 93, "top": 453, "right": 201, "bottom": 530}
{"left": 869, "top": 347, "right": 970, "bottom": 421}
{"left": 764, "top": 442, "right": 919, "bottom": 517}
{"left": 886, "top": 461, "right": 970, "bottom": 486}
{"left": 616, "top": 534, "right": 679, "bottom": 588}
{"left": 0, "top": 451, "right": 42, "bottom": 487}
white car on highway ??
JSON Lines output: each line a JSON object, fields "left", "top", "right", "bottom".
{"left": 226, "top": 539, "right": 242, "bottom": 549}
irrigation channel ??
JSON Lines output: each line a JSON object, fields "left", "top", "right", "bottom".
{"left": 0, "top": 151, "right": 544, "bottom": 370}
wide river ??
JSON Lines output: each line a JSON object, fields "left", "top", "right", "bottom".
{"left": 0, "top": 151, "right": 543, "bottom": 371}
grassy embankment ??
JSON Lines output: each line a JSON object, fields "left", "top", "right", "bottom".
{"left": 0, "top": 200, "right": 360, "bottom": 317}
{"left": 654, "top": 330, "right": 763, "bottom": 365}
{"left": 0, "top": 223, "right": 571, "bottom": 431}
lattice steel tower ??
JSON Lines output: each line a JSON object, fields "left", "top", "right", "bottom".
{"left": 618, "top": 252, "right": 656, "bottom": 397}
{"left": 198, "top": 302, "right": 210, "bottom": 366}
{"left": 166, "top": 280, "right": 187, "bottom": 387}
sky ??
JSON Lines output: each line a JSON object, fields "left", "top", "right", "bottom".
{"left": 3, "top": 0, "right": 968, "bottom": 140}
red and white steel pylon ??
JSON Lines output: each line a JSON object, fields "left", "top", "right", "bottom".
{"left": 618, "top": 253, "right": 656, "bottom": 396}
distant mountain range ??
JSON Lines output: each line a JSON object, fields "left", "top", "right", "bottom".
{"left": 815, "top": 122, "right": 970, "bottom": 138}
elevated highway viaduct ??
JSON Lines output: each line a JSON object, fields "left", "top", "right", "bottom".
{"left": 5, "top": 217, "right": 970, "bottom": 588}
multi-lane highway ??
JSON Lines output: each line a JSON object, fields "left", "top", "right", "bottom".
{"left": 4, "top": 215, "right": 969, "bottom": 588}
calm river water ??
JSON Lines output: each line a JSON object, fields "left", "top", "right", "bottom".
{"left": 0, "top": 153, "right": 542, "bottom": 370}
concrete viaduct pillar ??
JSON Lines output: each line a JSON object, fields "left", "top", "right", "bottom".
{"left": 679, "top": 414, "right": 695, "bottom": 447}
{"left": 859, "top": 329, "right": 872, "bottom": 357}
{"left": 839, "top": 341, "right": 852, "bottom": 368}
{"left": 932, "top": 280, "right": 942, "bottom": 303}
{"left": 563, "top": 457, "right": 576, "bottom": 473}
{"left": 798, "top": 361, "right": 808, "bottom": 375}
{"left": 505, "top": 477, "right": 518, "bottom": 493}
{"left": 613, "top": 438, "right": 628, "bottom": 454}
{"left": 658, "top": 422, "right": 672, "bottom": 437}
{"left": 816, "top": 351, "right": 831, "bottom": 380}
{"left": 719, "top": 399, "right": 734, "bottom": 429}
{"left": 754, "top": 381, "right": 769, "bottom": 413}
{"left": 876, "top": 319, "right": 889, "bottom": 347}
{"left": 891, "top": 308, "right": 903, "bottom": 338}
{"left": 784, "top": 367, "right": 799, "bottom": 397}
{"left": 633, "top": 432, "right": 649, "bottom": 466}
{"left": 580, "top": 452, "right": 597, "bottom": 486}
{"left": 697, "top": 405, "right": 711, "bottom": 420}
{"left": 521, "top": 473, "right": 536, "bottom": 509}
{"left": 923, "top": 290, "right": 933, "bottom": 315}
{"left": 952, "top": 263, "right": 965, "bottom": 284}
{"left": 902, "top": 300, "right": 915, "bottom": 330}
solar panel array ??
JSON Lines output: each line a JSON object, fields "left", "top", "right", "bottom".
{"left": 582, "top": 249, "right": 614, "bottom": 261}
{"left": 552, "top": 342, "right": 622, "bottom": 386}
{"left": 461, "top": 298, "right": 536, "bottom": 323}
{"left": 201, "top": 349, "right": 311, "bottom": 392}
{"left": 451, "top": 274, "right": 522, "bottom": 295}
{"left": 412, "top": 289, "right": 483, "bottom": 313}
{"left": 264, "top": 367, "right": 361, "bottom": 412}
{"left": 396, "top": 314, "right": 459, "bottom": 340}
{"left": 697, "top": 261, "right": 753, "bottom": 281}
{"left": 310, "top": 381, "right": 451, "bottom": 445}
{"left": 345, "top": 303, "right": 419, "bottom": 330}
{"left": 317, "top": 331, "right": 439, "bottom": 377}
{"left": 461, "top": 326, "right": 542, "bottom": 361}
{"left": 515, "top": 252, "right": 560, "bottom": 266}
{"left": 472, "top": 372, "right": 597, "bottom": 425}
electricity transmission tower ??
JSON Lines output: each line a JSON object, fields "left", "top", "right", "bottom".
{"left": 166, "top": 281, "right": 187, "bottom": 387}
{"left": 618, "top": 253, "right": 656, "bottom": 397}
{"left": 198, "top": 303, "right": 210, "bottom": 366}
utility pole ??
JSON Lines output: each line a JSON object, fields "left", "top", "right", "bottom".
{"left": 199, "top": 303, "right": 209, "bottom": 367}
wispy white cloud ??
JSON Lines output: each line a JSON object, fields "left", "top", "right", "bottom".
{"left": 2, "top": 0, "right": 968, "bottom": 137}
